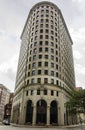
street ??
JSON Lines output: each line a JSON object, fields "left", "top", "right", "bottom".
{"left": 0, "top": 125, "right": 85, "bottom": 130}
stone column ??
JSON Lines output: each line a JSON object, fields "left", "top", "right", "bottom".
{"left": 46, "top": 105, "right": 50, "bottom": 126}
{"left": 32, "top": 105, "right": 36, "bottom": 125}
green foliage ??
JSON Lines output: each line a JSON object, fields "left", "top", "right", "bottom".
{"left": 66, "top": 89, "right": 85, "bottom": 114}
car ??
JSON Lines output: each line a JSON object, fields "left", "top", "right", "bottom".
{"left": 2, "top": 119, "right": 10, "bottom": 125}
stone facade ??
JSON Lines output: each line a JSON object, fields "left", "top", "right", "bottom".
{"left": 11, "top": 1, "right": 75, "bottom": 126}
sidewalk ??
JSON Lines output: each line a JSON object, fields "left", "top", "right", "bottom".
{"left": 11, "top": 123, "right": 85, "bottom": 128}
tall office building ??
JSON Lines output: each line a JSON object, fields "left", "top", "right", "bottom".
{"left": 11, "top": 1, "right": 75, "bottom": 125}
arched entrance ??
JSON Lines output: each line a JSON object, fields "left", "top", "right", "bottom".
{"left": 36, "top": 99, "right": 47, "bottom": 124}
{"left": 50, "top": 100, "right": 58, "bottom": 125}
{"left": 26, "top": 100, "right": 33, "bottom": 124}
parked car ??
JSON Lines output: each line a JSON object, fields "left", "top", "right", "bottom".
{"left": 2, "top": 119, "right": 10, "bottom": 125}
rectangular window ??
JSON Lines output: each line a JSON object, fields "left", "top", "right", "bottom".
{"left": 37, "top": 78, "right": 41, "bottom": 83}
{"left": 45, "top": 47, "right": 48, "bottom": 52}
{"left": 45, "top": 62, "right": 48, "bottom": 67}
{"left": 37, "top": 89, "right": 40, "bottom": 95}
{"left": 44, "top": 89, "right": 47, "bottom": 95}
{"left": 26, "top": 91, "right": 28, "bottom": 96}
{"left": 45, "top": 55, "right": 48, "bottom": 59}
{"left": 51, "top": 63, "right": 54, "bottom": 68}
{"left": 44, "top": 78, "right": 48, "bottom": 84}
{"left": 31, "top": 90, "right": 33, "bottom": 95}
{"left": 31, "top": 78, "right": 34, "bottom": 84}
{"left": 56, "top": 91, "right": 59, "bottom": 96}
{"left": 32, "top": 70, "right": 35, "bottom": 76}
{"left": 32, "top": 62, "right": 36, "bottom": 68}
{"left": 33, "top": 55, "right": 36, "bottom": 60}
{"left": 38, "top": 62, "right": 42, "bottom": 67}
{"left": 39, "top": 47, "right": 42, "bottom": 52}
{"left": 39, "top": 41, "right": 43, "bottom": 45}
{"left": 38, "top": 70, "right": 41, "bottom": 75}
{"left": 39, "top": 55, "right": 42, "bottom": 59}
{"left": 51, "top": 71, "right": 54, "bottom": 76}
{"left": 44, "top": 70, "right": 48, "bottom": 75}
{"left": 51, "top": 90, "right": 54, "bottom": 96}
{"left": 51, "top": 55, "right": 54, "bottom": 60}
{"left": 51, "top": 79, "right": 54, "bottom": 84}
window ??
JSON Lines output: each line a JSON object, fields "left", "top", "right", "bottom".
{"left": 28, "top": 72, "right": 30, "bottom": 77}
{"left": 46, "top": 10, "right": 49, "bottom": 13}
{"left": 41, "top": 19, "right": 44, "bottom": 23}
{"left": 29, "top": 64, "right": 31, "bottom": 69}
{"left": 45, "top": 41, "right": 48, "bottom": 45}
{"left": 56, "top": 51, "right": 58, "bottom": 55}
{"left": 39, "top": 47, "right": 42, "bottom": 52}
{"left": 38, "top": 62, "right": 42, "bottom": 67}
{"left": 34, "top": 42, "right": 37, "bottom": 46}
{"left": 46, "top": 19, "right": 49, "bottom": 22}
{"left": 45, "top": 29, "right": 49, "bottom": 33}
{"left": 51, "top": 42, "right": 54, "bottom": 46}
{"left": 45, "top": 47, "right": 48, "bottom": 52}
{"left": 44, "top": 78, "right": 48, "bottom": 84}
{"left": 40, "top": 35, "right": 43, "bottom": 39}
{"left": 51, "top": 79, "right": 54, "bottom": 84}
{"left": 56, "top": 64, "right": 58, "bottom": 69}
{"left": 51, "top": 71, "right": 54, "bottom": 76}
{"left": 45, "top": 55, "right": 48, "bottom": 59}
{"left": 44, "top": 70, "right": 48, "bottom": 75}
{"left": 31, "top": 78, "right": 34, "bottom": 84}
{"left": 45, "top": 35, "right": 49, "bottom": 39}
{"left": 40, "top": 24, "right": 43, "bottom": 28}
{"left": 51, "top": 55, "right": 54, "bottom": 60}
{"left": 39, "top": 41, "right": 43, "bottom": 45}
{"left": 44, "top": 89, "right": 47, "bottom": 95}
{"left": 56, "top": 72, "right": 58, "bottom": 77}
{"left": 51, "top": 48, "right": 54, "bottom": 53}
{"left": 45, "top": 62, "right": 48, "bottom": 67}
{"left": 40, "top": 29, "right": 43, "bottom": 33}
{"left": 51, "top": 25, "right": 54, "bottom": 29}
{"left": 27, "top": 80, "right": 29, "bottom": 85}
{"left": 56, "top": 57, "right": 58, "bottom": 62}
{"left": 35, "top": 30, "right": 38, "bottom": 35}
{"left": 26, "top": 91, "right": 28, "bottom": 96}
{"left": 37, "top": 89, "right": 40, "bottom": 95}
{"left": 34, "top": 48, "right": 37, "bottom": 54}
{"left": 39, "top": 55, "right": 42, "bottom": 59}
{"left": 33, "top": 55, "right": 36, "bottom": 60}
{"left": 32, "top": 62, "right": 36, "bottom": 68}
{"left": 38, "top": 70, "right": 41, "bottom": 75}
{"left": 46, "top": 24, "right": 49, "bottom": 28}
{"left": 51, "top": 90, "right": 54, "bottom": 96}
{"left": 31, "top": 90, "right": 33, "bottom": 95}
{"left": 35, "top": 36, "right": 37, "bottom": 40}
{"left": 51, "top": 36, "right": 54, "bottom": 41}
{"left": 51, "top": 63, "right": 54, "bottom": 68}
{"left": 37, "top": 78, "right": 41, "bottom": 83}
{"left": 29, "top": 57, "right": 31, "bottom": 61}
{"left": 32, "top": 70, "right": 35, "bottom": 76}
{"left": 56, "top": 80, "right": 59, "bottom": 86}
{"left": 56, "top": 91, "right": 59, "bottom": 96}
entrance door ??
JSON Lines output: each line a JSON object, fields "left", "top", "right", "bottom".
{"left": 26, "top": 100, "right": 33, "bottom": 124}
{"left": 36, "top": 99, "right": 47, "bottom": 124}
{"left": 50, "top": 100, "right": 58, "bottom": 125}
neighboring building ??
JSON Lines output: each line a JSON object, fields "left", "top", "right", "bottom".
{"left": 75, "top": 87, "right": 82, "bottom": 91}
{"left": 0, "top": 84, "right": 10, "bottom": 121}
{"left": 11, "top": 1, "right": 75, "bottom": 125}
{"left": 4, "top": 93, "right": 14, "bottom": 121}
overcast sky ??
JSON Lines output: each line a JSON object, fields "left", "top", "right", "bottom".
{"left": 0, "top": 0, "right": 85, "bottom": 92}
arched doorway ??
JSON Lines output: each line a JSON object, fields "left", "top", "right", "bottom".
{"left": 36, "top": 99, "right": 47, "bottom": 124}
{"left": 50, "top": 100, "right": 58, "bottom": 125}
{"left": 26, "top": 100, "right": 33, "bottom": 124}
